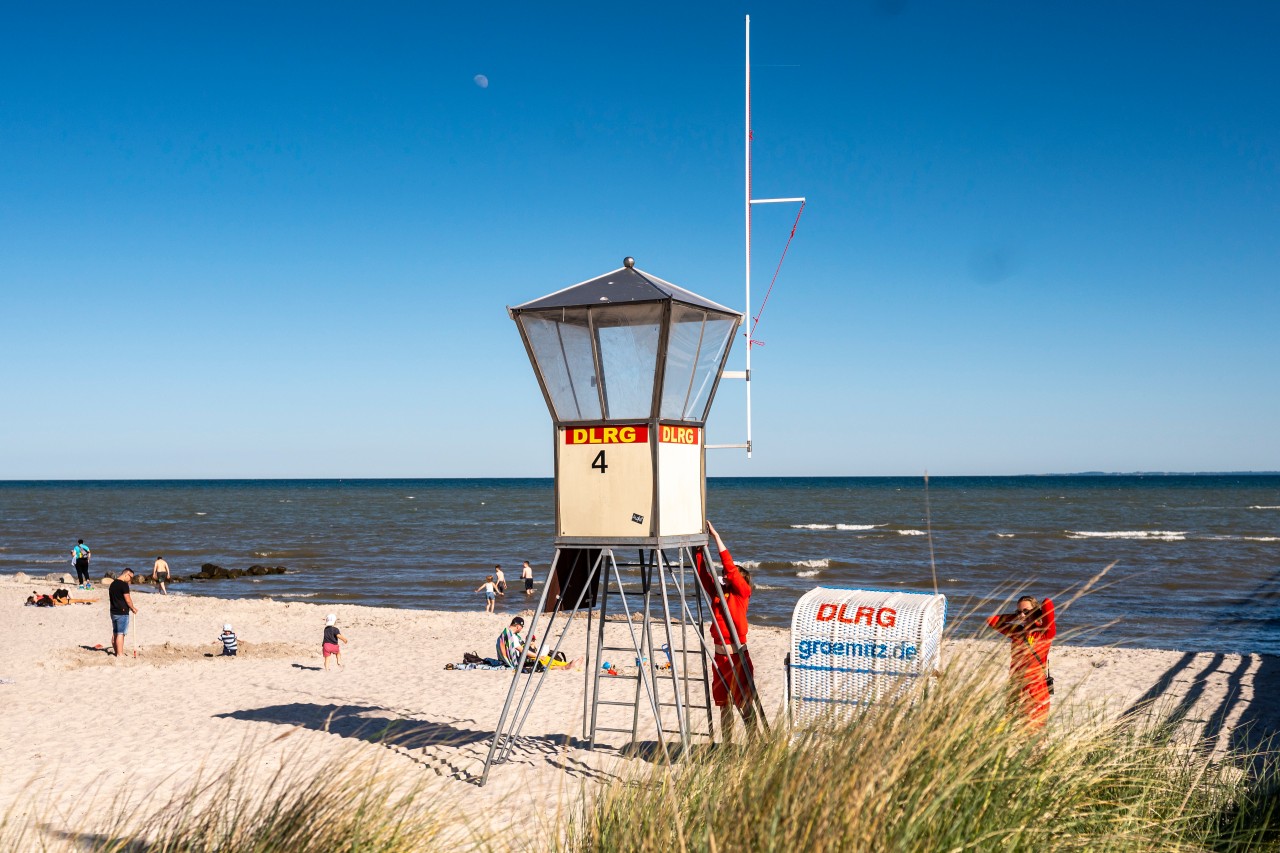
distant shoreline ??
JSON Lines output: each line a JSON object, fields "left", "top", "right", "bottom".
{"left": 2, "top": 471, "right": 1278, "bottom": 483}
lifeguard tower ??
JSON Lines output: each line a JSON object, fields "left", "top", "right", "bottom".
{"left": 481, "top": 259, "right": 760, "bottom": 783}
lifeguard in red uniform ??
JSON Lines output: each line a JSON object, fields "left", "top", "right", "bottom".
{"left": 695, "top": 521, "right": 758, "bottom": 741}
{"left": 987, "top": 596, "right": 1057, "bottom": 728}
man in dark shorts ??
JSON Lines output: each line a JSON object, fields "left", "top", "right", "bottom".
{"left": 521, "top": 561, "right": 534, "bottom": 595}
{"left": 108, "top": 568, "right": 138, "bottom": 658}
{"left": 72, "top": 539, "right": 91, "bottom": 585}
{"left": 695, "top": 521, "right": 758, "bottom": 742}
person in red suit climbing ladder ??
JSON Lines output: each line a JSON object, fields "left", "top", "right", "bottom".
{"left": 987, "top": 595, "right": 1057, "bottom": 728}
{"left": 695, "top": 520, "right": 758, "bottom": 741}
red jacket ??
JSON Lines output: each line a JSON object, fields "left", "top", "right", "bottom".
{"left": 987, "top": 598, "right": 1056, "bottom": 679}
{"left": 695, "top": 548, "right": 750, "bottom": 646}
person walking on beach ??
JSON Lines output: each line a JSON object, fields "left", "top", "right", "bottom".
{"left": 521, "top": 561, "right": 534, "bottom": 596}
{"left": 476, "top": 575, "right": 498, "bottom": 613}
{"left": 72, "top": 539, "right": 91, "bottom": 586}
{"left": 695, "top": 521, "right": 758, "bottom": 742}
{"left": 153, "top": 555, "right": 171, "bottom": 595}
{"left": 322, "top": 614, "right": 347, "bottom": 670}
{"left": 108, "top": 568, "right": 138, "bottom": 658}
{"left": 494, "top": 565, "right": 507, "bottom": 596}
{"left": 987, "top": 596, "right": 1057, "bottom": 728}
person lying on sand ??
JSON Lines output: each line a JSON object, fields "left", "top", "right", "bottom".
{"left": 26, "top": 590, "right": 96, "bottom": 606}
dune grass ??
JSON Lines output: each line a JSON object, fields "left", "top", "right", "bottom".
{"left": 1, "top": 751, "right": 452, "bottom": 853}
{"left": 563, "top": 652, "right": 1280, "bottom": 852}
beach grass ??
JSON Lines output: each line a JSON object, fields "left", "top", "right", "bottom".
{"left": 1, "top": 749, "right": 453, "bottom": 853}
{"left": 562, "top": 650, "right": 1280, "bottom": 852}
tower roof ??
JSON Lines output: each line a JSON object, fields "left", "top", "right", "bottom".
{"left": 511, "top": 265, "right": 738, "bottom": 315}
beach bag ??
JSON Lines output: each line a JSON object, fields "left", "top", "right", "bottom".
{"left": 462, "top": 651, "right": 484, "bottom": 665}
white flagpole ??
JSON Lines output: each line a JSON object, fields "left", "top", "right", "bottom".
{"left": 744, "top": 14, "right": 753, "bottom": 459}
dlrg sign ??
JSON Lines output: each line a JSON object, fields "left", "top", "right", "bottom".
{"left": 815, "top": 603, "right": 897, "bottom": 627}
{"left": 789, "top": 588, "right": 946, "bottom": 728}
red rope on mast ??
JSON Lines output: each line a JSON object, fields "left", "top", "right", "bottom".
{"left": 749, "top": 199, "right": 805, "bottom": 345}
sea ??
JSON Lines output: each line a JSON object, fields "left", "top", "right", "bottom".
{"left": 2, "top": 476, "right": 1278, "bottom": 655}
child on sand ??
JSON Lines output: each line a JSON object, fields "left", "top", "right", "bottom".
{"left": 476, "top": 576, "right": 498, "bottom": 613}
{"left": 323, "top": 614, "right": 347, "bottom": 670}
{"left": 218, "top": 623, "right": 238, "bottom": 657}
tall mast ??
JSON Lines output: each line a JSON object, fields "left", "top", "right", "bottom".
{"left": 705, "top": 15, "right": 804, "bottom": 458}
{"left": 744, "top": 14, "right": 753, "bottom": 458}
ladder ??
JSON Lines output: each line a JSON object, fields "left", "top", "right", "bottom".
{"left": 586, "top": 547, "right": 715, "bottom": 751}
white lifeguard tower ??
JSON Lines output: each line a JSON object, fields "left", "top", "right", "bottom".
{"left": 481, "top": 259, "right": 757, "bottom": 783}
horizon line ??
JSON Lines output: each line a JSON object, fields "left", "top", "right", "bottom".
{"left": 2, "top": 471, "right": 1279, "bottom": 483}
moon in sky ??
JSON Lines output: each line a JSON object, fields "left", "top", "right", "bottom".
{"left": 474, "top": 74, "right": 489, "bottom": 89}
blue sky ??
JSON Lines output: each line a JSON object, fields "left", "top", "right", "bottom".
{"left": 1, "top": 2, "right": 1276, "bottom": 478}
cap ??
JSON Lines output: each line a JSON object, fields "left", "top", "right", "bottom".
{"left": 326, "top": 614, "right": 337, "bottom": 626}
{"left": 223, "top": 623, "right": 232, "bottom": 631}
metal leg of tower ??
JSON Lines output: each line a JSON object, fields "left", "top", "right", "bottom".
{"left": 582, "top": 586, "right": 594, "bottom": 743}
{"left": 508, "top": 550, "right": 606, "bottom": 745}
{"left": 587, "top": 549, "right": 611, "bottom": 750}
{"left": 482, "top": 548, "right": 562, "bottom": 785}
{"left": 629, "top": 550, "right": 647, "bottom": 745}
{"left": 685, "top": 546, "right": 716, "bottom": 740}
{"left": 655, "top": 551, "right": 689, "bottom": 751}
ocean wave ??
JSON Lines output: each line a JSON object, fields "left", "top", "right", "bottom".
{"left": 837, "top": 524, "right": 880, "bottom": 531}
{"left": 996, "top": 533, "right": 1016, "bottom": 538}
{"left": 736, "top": 560, "right": 760, "bottom": 568}
{"left": 898, "top": 530, "right": 926, "bottom": 536}
{"left": 790, "top": 524, "right": 834, "bottom": 530}
{"left": 790, "top": 523, "right": 881, "bottom": 531}
{"left": 1249, "top": 506, "right": 1280, "bottom": 510}
{"left": 793, "top": 559, "right": 830, "bottom": 569}
{"left": 275, "top": 592, "right": 318, "bottom": 599}
{"left": 195, "top": 512, "right": 207, "bottom": 516}
{"left": 27, "top": 557, "right": 69, "bottom": 564}
{"left": 1067, "top": 530, "right": 1186, "bottom": 541}
{"left": 796, "top": 569, "right": 821, "bottom": 578}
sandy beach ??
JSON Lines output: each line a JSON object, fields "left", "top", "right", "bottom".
{"left": 2, "top": 573, "right": 1276, "bottom": 847}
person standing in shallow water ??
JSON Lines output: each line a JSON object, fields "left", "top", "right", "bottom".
{"left": 476, "top": 576, "right": 498, "bottom": 613}
{"left": 153, "top": 555, "right": 171, "bottom": 595}
{"left": 72, "top": 539, "right": 91, "bottom": 586}
{"left": 987, "top": 596, "right": 1057, "bottom": 728}
{"left": 521, "top": 561, "right": 534, "bottom": 596}
{"left": 494, "top": 565, "right": 507, "bottom": 596}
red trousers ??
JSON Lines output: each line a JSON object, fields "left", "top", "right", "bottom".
{"left": 712, "top": 649, "right": 755, "bottom": 709}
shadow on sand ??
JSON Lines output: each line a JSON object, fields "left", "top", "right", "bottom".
{"left": 1121, "top": 563, "right": 1280, "bottom": 758}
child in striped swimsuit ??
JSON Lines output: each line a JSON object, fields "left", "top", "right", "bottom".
{"left": 218, "top": 624, "right": 238, "bottom": 657}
